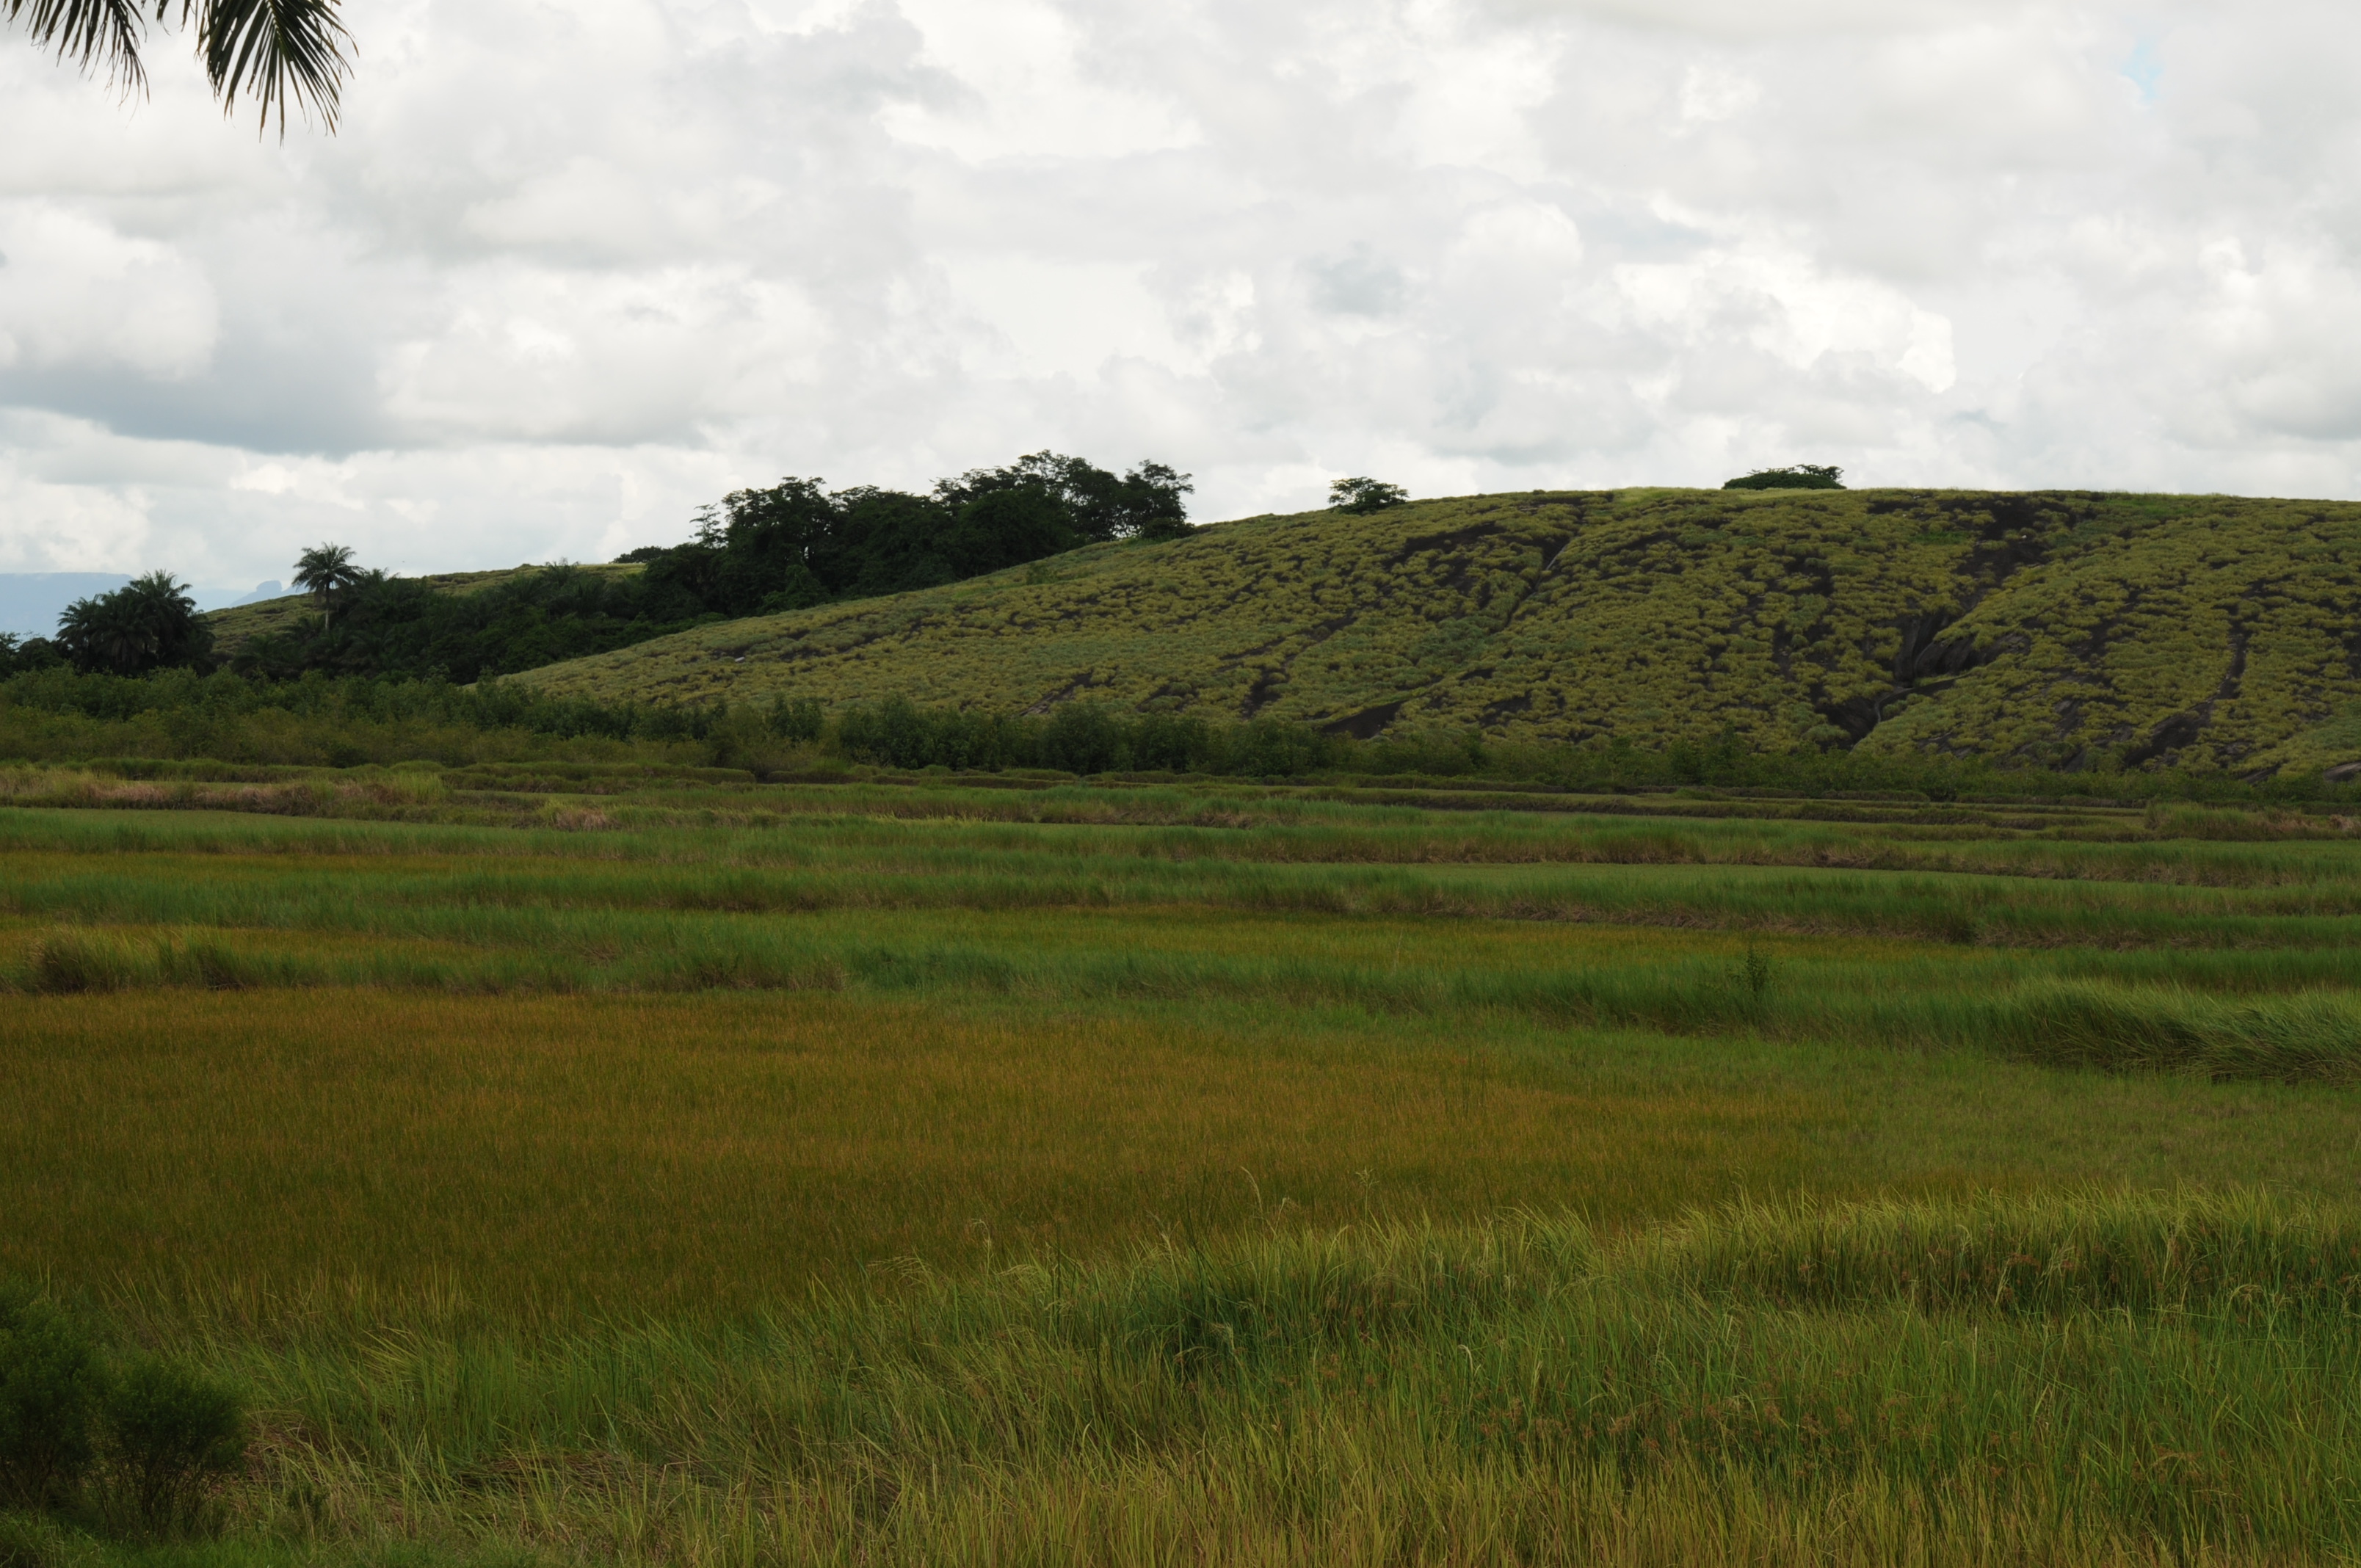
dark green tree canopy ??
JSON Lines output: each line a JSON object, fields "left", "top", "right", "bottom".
{"left": 1724, "top": 464, "right": 1846, "bottom": 491}
{"left": 54, "top": 571, "right": 212, "bottom": 675}
{"left": 1329, "top": 477, "right": 1410, "bottom": 513}
{"left": 7, "top": 0, "right": 350, "bottom": 130}
{"left": 935, "top": 453, "right": 1194, "bottom": 546}
{"left": 0, "top": 634, "right": 65, "bottom": 678}
{"left": 648, "top": 452, "right": 1194, "bottom": 620}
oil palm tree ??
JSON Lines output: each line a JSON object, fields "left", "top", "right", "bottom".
{"left": 292, "top": 542, "right": 360, "bottom": 628}
{"left": 56, "top": 571, "right": 211, "bottom": 675}
{"left": 6, "top": 0, "right": 351, "bottom": 131}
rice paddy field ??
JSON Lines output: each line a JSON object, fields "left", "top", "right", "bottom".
{"left": 8, "top": 766, "right": 2361, "bottom": 1564}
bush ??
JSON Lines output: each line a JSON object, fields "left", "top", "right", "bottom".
{"left": 1722, "top": 464, "right": 1844, "bottom": 490}
{"left": 765, "top": 695, "right": 824, "bottom": 743}
{"left": 0, "top": 1287, "right": 249, "bottom": 1532}
{"left": 0, "top": 1288, "right": 105, "bottom": 1509}
{"left": 1328, "top": 477, "right": 1410, "bottom": 513}
{"left": 1223, "top": 714, "right": 1341, "bottom": 776}
{"left": 1039, "top": 702, "right": 1127, "bottom": 774}
{"left": 101, "top": 1359, "right": 247, "bottom": 1528}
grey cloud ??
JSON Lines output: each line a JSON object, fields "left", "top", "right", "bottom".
{"left": 1308, "top": 244, "right": 1409, "bottom": 318}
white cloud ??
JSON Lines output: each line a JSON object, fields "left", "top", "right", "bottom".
{"left": 1678, "top": 63, "right": 1758, "bottom": 124}
{"left": 1, "top": 0, "right": 2360, "bottom": 587}
{"left": 0, "top": 206, "right": 219, "bottom": 379}
{"left": 0, "top": 423, "right": 154, "bottom": 572}
{"left": 944, "top": 255, "right": 1197, "bottom": 378}
{"left": 878, "top": 0, "right": 1200, "bottom": 160}
{"left": 1613, "top": 245, "right": 1956, "bottom": 393}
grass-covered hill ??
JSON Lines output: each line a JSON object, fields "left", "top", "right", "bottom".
{"left": 509, "top": 488, "right": 2361, "bottom": 780}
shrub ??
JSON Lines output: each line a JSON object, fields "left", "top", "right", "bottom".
{"left": 101, "top": 1358, "right": 247, "bottom": 1528}
{"left": 1039, "top": 702, "right": 1127, "bottom": 774}
{"left": 765, "top": 695, "right": 824, "bottom": 743}
{"left": 1222, "top": 714, "right": 1340, "bottom": 776}
{"left": 0, "top": 1288, "right": 105, "bottom": 1509}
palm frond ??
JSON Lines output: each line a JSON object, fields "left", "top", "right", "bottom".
{"left": 184, "top": 0, "right": 349, "bottom": 133}
{"left": 4, "top": 0, "right": 152, "bottom": 93}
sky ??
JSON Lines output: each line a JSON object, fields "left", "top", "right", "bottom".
{"left": 2, "top": 0, "right": 2359, "bottom": 589}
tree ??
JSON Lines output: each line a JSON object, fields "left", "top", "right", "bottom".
{"left": 1329, "top": 477, "right": 1409, "bottom": 514}
{"left": 935, "top": 453, "right": 1194, "bottom": 543}
{"left": 292, "top": 542, "right": 360, "bottom": 628}
{"left": 0, "top": 634, "right": 65, "bottom": 678}
{"left": 1112, "top": 460, "right": 1194, "bottom": 542}
{"left": 1722, "top": 464, "right": 1845, "bottom": 491}
{"left": 54, "top": 572, "right": 212, "bottom": 675}
{"left": 6, "top": 0, "right": 352, "bottom": 132}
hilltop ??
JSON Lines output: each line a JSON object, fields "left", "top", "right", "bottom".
{"left": 505, "top": 488, "right": 2361, "bottom": 779}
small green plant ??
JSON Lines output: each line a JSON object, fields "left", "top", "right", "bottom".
{"left": 101, "top": 1358, "right": 247, "bottom": 1530}
{"left": 1730, "top": 941, "right": 1777, "bottom": 1017}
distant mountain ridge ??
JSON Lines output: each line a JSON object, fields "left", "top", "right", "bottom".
{"left": 0, "top": 574, "right": 131, "bottom": 639}
{"left": 498, "top": 487, "right": 2361, "bottom": 779}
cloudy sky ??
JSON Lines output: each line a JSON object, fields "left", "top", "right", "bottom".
{"left": 1, "top": 0, "right": 2356, "bottom": 589}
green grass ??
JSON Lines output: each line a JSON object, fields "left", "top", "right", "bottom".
{"left": 37, "top": 1194, "right": 2361, "bottom": 1565}
{"left": 11, "top": 779, "right": 2361, "bottom": 1562}
{"left": 508, "top": 488, "right": 2361, "bottom": 779}
{"left": 6, "top": 799, "right": 2361, "bottom": 1084}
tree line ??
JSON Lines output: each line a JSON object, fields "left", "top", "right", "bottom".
{"left": 0, "top": 451, "right": 1192, "bottom": 685}
{"left": 637, "top": 452, "right": 1192, "bottom": 617}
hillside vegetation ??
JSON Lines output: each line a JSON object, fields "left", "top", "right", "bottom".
{"left": 512, "top": 488, "right": 2361, "bottom": 779}
{"left": 202, "top": 563, "right": 647, "bottom": 660}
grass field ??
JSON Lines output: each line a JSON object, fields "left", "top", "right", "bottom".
{"left": 7, "top": 774, "right": 2361, "bottom": 1564}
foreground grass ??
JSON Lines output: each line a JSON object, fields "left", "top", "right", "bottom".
{"left": 10, "top": 785, "right": 2361, "bottom": 1562}
{"left": 15, "top": 1193, "right": 2361, "bottom": 1565}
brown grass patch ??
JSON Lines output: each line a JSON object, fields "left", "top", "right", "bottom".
{"left": 0, "top": 990, "right": 1815, "bottom": 1322}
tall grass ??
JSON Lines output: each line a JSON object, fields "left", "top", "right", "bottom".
{"left": 9, "top": 904, "right": 2361, "bottom": 1081}
{"left": 10, "top": 830, "right": 2361, "bottom": 949}
{"left": 111, "top": 1191, "right": 2361, "bottom": 1564}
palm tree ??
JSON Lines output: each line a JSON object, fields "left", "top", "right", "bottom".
{"left": 56, "top": 571, "right": 211, "bottom": 675}
{"left": 6, "top": 0, "right": 351, "bottom": 132}
{"left": 292, "top": 542, "right": 360, "bottom": 628}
